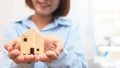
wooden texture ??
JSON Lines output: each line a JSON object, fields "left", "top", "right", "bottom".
{"left": 20, "top": 29, "right": 44, "bottom": 55}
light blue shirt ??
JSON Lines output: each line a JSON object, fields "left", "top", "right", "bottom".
{"left": 3, "top": 16, "right": 88, "bottom": 68}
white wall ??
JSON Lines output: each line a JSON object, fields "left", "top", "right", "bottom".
{"left": 12, "top": 0, "right": 34, "bottom": 21}
{"left": 0, "top": 0, "right": 13, "bottom": 66}
{"left": 69, "top": 0, "right": 96, "bottom": 59}
{"left": 0, "top": 0, "right": 13, "bottom": 52}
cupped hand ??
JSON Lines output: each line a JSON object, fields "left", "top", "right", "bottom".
{"left": 35, "top": 35, "right": 63, "bottom": 63}
{"left": 4, "top": 39, "right": 34, "bottom": 64}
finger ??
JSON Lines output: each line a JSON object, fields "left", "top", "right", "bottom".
{"left": 29, "top": 54, "right": 35, "bottom": 62}
{"left": 14, "top": 54, "right": 35, "bottom": 64}
{"left": 54, "top": 41, "right": 63, "bottom": 56}
{"left": 4, "top": 43, "right": 13, "bottom": 51}
{"left": 14, "top": 54, "right": 25, "bottom": 64}
{"left": 14, "top": 59, "right": 20, "bottom": 64}
{"left": 4, "top": 41, "right": 15, "bottom": 52}
{"left": 14, "top": 40, "right": 20, "bottom": 50}
{"left": 40, "top": 54, "right": 48, "bottom": 62}
{"left": 4, "top": 39, "right": 18, "bottom": 52}
{"left": 4, "top": 42, "right": 9, "bottom": 50}
{"left": 40, "top": 51, "right": 57, "bottom": 63}
{"left": 46, "top": 51, "right": 58, "bottom": 60}
{"left": 8, "top": 49, "right": 20, "bottom": 60}
{"left": 35, "top": 54, "right": 41, "bottom": 62}
{"left": 48, "top": 44, "right": 56, "bottom": 51}
{"left": 24, "top": 55, "right": 31, "bottom": 63}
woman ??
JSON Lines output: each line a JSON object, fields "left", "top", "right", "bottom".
{"left": 3, "top": 0, "right": 88, "bottom": 68}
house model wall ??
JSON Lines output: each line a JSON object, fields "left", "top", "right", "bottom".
{"left": 20, "top": 29, "right": 44, "bottom": 55}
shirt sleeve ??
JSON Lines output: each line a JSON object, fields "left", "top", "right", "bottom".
{"left": 45, "top": 24, "right": 88, "bottom": 68}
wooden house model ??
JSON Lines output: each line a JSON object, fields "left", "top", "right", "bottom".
{"left": 20, "top": 29, "right": 44, "bottom": 55}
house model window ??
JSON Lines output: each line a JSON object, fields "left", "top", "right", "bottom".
{"left": 24, "top": 38, "right": 27, "bottom": 42}
{"left": 20, "top": 29, "right": 44, "bottom": 55}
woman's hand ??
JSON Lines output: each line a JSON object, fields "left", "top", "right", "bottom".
{"left": 35, "top": 35, "right": 63, "bottom": 63}
{"left": 4, "top": 39, "right": 35, "bottom": 64}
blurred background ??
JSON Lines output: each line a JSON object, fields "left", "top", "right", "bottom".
{"left": 0, "top": 0, "right": 120, "bottom": 68}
